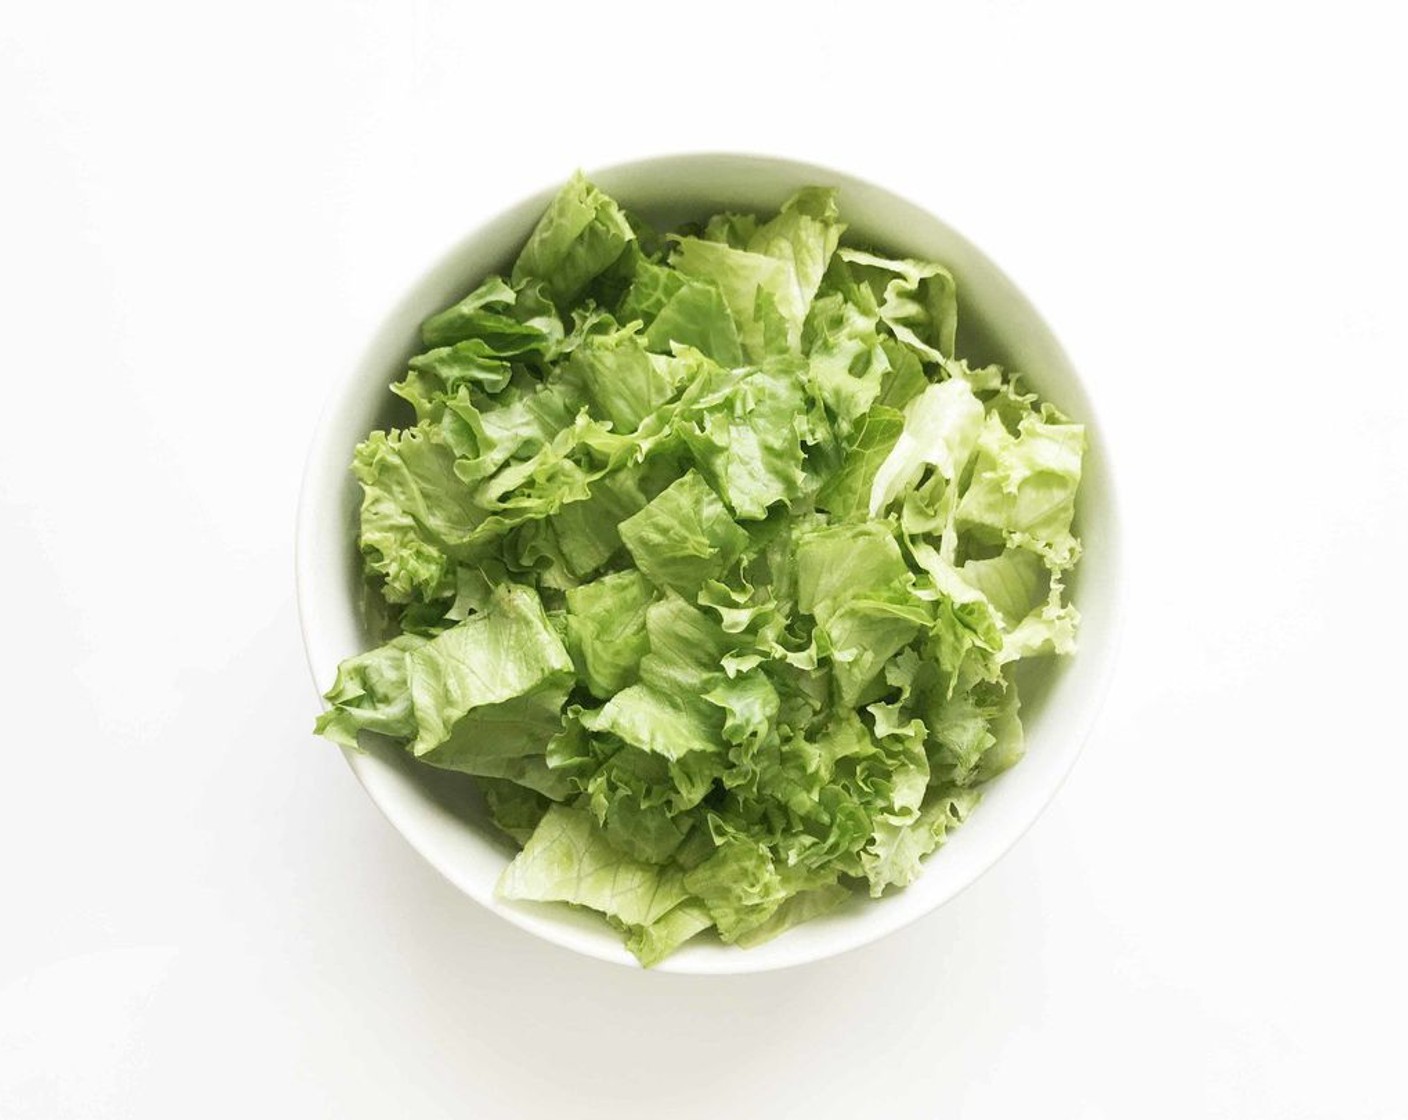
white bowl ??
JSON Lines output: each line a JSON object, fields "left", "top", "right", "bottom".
{"left": 296, "top": 153, "right": 1121, "bottom": 974}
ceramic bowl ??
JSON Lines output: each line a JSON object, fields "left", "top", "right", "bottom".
{"left": 295, "top": 153, "right": 1121, "bottom": 974}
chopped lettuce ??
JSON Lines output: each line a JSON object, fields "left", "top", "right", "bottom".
{"left": 316, "top": 174, "right": 1086, "bottom": 965}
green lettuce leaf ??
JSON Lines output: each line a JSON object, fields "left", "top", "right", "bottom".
{"left": 417, "top": 683, "right": 575, "bottom": 799}
{"left": 512, "top": 172, "right": 635, "bottom": 306}
{"left": 814, "top": 406, "right": 904, "bottom": 520}
{"left": 680, "top": 363, "right": 808, "bottom": 520}
{"left": 838, "top": 248, "right": 958, "bottom": 361}
{"left": 479, "top": 778, "right": 553, "bottom": 846}
{"left": 733, "top": 883, "right": 852, "bottom": 948}
{"left": 796, "top": 522, "right": 932, "bottom": 705}
{"left": 618, "top": 471, "right": 750, "bottom": 595}
{"left": 801, "top": 291, "right": 890, "bottom": 433}
{"left": 314, "top": 634, "right": 428, "bottom": 748}
{"left": 670, "top": 238, "right": 803, "bottom": 361}
{"left": 568, "top": 322, "right": 689, "bottom": 432}
{"left": 405, "top": 584, "right": 573, "bottom": 756}
{"left": 353, "top": 423, "right": 483, "bottom": 602}
{"left": 564, "top": 570, "right": 655, "bottom": 698}
{"left": 669, "top": 190, "right": 843, "bottom": 361}
{"left": 581, "top": 683, "right": 722, "bottom": 762}
{"left": 861, "top": 788, "right": 981, "bottom": 896}
{"left": 625, "top": 900, "right": 714, "bottom": 966}
{"left": 956, "top": 411, "right": 1086, "bottom": 568}
{"left": 618, "top": 256, "right": 744, "bottom": 368}
{"left": 419, "top": 276, "right": 518, "bottom": 348}
{"left": 499, "top": 804, "right": 698, "bottom": 932}
{"left": 869, "top": 377, "right": 986, "bottom": 518}
{"left": 745, "top": 187, "right": 844, "bottom": 325}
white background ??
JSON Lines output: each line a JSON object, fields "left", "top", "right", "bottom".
{"left": 3, "top": 2, "right": 1405, "bottom": 1116}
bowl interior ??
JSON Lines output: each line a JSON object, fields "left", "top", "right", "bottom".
{"left": 296, "top": 154, "right": 1120, "bottom": 974}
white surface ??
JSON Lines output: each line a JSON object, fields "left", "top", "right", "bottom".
{"left": 297, "top": 152, "right": 1124, "bottom": 973}
{"left": 2, "top": 1, "right": 1404, "bottom": 1115}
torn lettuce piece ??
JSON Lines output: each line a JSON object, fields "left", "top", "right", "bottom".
{"left": 796, "top": 521, "right": 910, "bottom": 616}
{"left": 869, "top": 377, "right": 986, "bottom": 518}
{"left": 618, "top": 471, "right": 750, "bottom": 595}
{"left": 405, "top": 584, "right": 574, "bottom": 756}
{"left": 681, "top": 833, "right": 790, "bottom": 943}
{"left": 680, "top": 363, "right": 808, "bottom": 520}
{"left": 419, "top": 276, "right": 518, "bottom": 348}
{"left": 563, "top": 570, "right": 655, "bottom": 698}
{"left": 671, "top": 238, "right": 803, "bottom": 361}
{"left": 353, "top": 423, "right": 484, "bottom": 602}
{"left": 479, "top": 778, "right": 553, "bottom": 846}
{"left": 545, "top": 465, "right": 651, "bottom": 580}
{"left": 512, "top": 171, "right": 635, "bottom": 306}
{"left": 796, "top": 522, "right": 933, "bottom": 705}
{"left": 956, "top": 411, "right": 1087, "bottom": 569}
{"left": 498, "top": 805, "right": 703, "bottom": 962}
{"left": 838, "top": 248, "right": 958, "bottom": 361}
{"left": 861, "top": 788, "right": 981, "bottom": 896}
{"left": 416, "top": 682, "right": 574, "bottom": 799}
{"left": 801, "top": 291, "right": 890, "bottom": 433}
{"left": 314, "top": 634, "right": 428, "bottom": 748}
{"left": 733, "top": 883, "right": 852, "bottom": 948}
{"left": 745, "top": 187, "right": 845, "bottom": 326}
{"left": 568, "top": 323, "right": 689, "bottom": 433}
{"left": 669, "top": 188, "right": 844, "bottom": 361}
{"left": 618, "top": 256, "right": 744, "bottom": 368}
{"left": 815, "top": 406, "right": 904, "bottom": 521}
{"left": 624, "top": 900, "right": 714, "bottom": 966}
{"left": 581, "top": 683, "right": 723, "bottom": 762}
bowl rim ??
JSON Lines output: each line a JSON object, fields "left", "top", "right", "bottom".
{"left": 295, "top": 151, "right": 1123, "bottom": 974}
